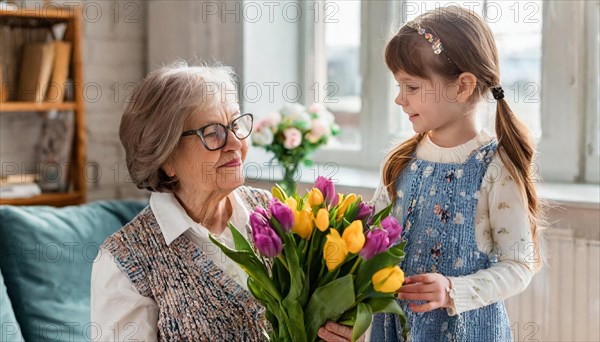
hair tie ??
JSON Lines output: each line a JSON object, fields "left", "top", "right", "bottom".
{"left": 491, "top": 86, "right": 504, "bottom": 100}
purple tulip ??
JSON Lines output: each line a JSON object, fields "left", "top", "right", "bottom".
{"left": 255, "top": 206, "right": 271, "bottom": 220}
{"left": 381, "top": 216, "right": 403, "bottom": 244}
{"left": 359, "top": 229, "right": 390, "bottom": 260}
{"left": 252, "top": 223, "right": 283, "bottom": 257}
{"left": 356, "top": 202, "right": 374, "bottom": 221}
{"left": 269, "top": 198, "right": 294, "bottom": 232}
{"left": 250, "top": 207, "right": 271, "bottom": 229}
{"left": 314, "top": 176, "right": 339, "bottom": 207}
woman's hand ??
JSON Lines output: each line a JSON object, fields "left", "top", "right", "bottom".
{"left": 317, "top": 321, "right": 365, "bottom": 342}
{"left": 396, "top": 273, "right": 451, "bottom": 313}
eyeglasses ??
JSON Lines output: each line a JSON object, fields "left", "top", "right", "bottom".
{"left": 181, "top": 113, "right": 254, "bottom": 151}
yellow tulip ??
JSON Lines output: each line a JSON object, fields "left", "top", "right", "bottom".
{"left": 272, "top": 186, "right": 286, "bottom": 202}
{"left": 307, "top": 188, "right": 324, "bottom": 207}
{"left": 292, "top": 209, "right": 314, "bottom": 240}
{"left": 336, "top": 193, "right": 357, "bottom": 220}
{"left": 372, "top": 266, "right": 405, "bottom": 293}
{"left": 342, "top": 220, "right": 365, "bottom": 253}
{"left": 315, "top": 208, "right": 330, "bottom": 232}
{"left": 324, "top": 229, "right": 348, "bottom": 271}
{"left": 285, "top": 197, "right": 298, "bottom": 212}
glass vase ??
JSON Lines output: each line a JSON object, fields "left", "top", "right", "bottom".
{"left": 279, "top": 162, "right": 298, "bottom": 196}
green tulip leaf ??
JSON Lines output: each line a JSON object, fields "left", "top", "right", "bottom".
{"left": 304, "top": 274, "right": 356, "bottom": 342}
{"left": 366, "top": 297, "right": 404, "bottom": 315}
{"left": 371, "top": 202, "right": 394, "bottom": 226}
{"left": 283, "top": 299, "right": 307, "bottom": 342}
{"left": 352, "top": 302, "right": 373, "bottom": 342}
{"left": 228, "top": 223, "right": 254, "bottom": 253}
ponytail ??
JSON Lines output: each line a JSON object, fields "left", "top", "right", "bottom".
{"left": 382, "top": 133, "right": 427, "bottom": 200}
{"left": 495, "top": 98, "right": 544, "bottom": 271}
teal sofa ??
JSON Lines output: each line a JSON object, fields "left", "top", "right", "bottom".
{"left": 0, "top": 200, "right": 147, "bottom": 342}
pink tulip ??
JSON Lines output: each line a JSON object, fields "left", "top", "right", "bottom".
{"left": 269, "top": 198, "right": 294, "bottom": 232}
{"left": 356, "top": 202, "right": 375, "bottom": 221}
{"left": 252, "top": 222, "right": 283, "bottom": 257}
{"left": 359, "top": 229, "right": 390, "bottom": 260}
{"left": 381, "top": 216, "right": 403, "bottom": 244}
{"left": 314, "top": 176, "right": 339, "bottom": 207}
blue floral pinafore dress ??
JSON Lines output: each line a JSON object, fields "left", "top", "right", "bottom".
{"left": 371, "top": 140, "right": 512, "bottom": 342}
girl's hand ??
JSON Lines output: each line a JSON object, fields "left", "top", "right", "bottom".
{"left": 317, "top": 321, "right": 365, "bottom": 342}
{"left": 396, "top": 273, "right": 452, "bottom": 313}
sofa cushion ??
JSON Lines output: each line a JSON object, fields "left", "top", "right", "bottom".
{"left": 0, "top": 200, "right": 147, "bottom": 342}
{"left": 1, "top": 269, "right": 24, "bottom": 342}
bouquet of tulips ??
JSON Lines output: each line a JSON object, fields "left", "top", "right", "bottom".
{"left": 209, "top": 177, "right": 407, "bottom": 341}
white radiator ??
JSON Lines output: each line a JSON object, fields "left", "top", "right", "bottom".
{"left": 505, "top": 227, "right": 600, "bottom": 341}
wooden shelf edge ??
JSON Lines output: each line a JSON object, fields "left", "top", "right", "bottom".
{"left": 0, "top": 102, "right": 76, "bottom": 112}
{"left": 1, "top": 5, "right": 86, "bottom": 208}
{"left": 0, "top": 192, "right": 84, "bottom": 207}
{"left": 0, "top": 7, "right": 76, "bottom": 20}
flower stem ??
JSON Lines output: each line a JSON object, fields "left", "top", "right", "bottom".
{"left": 317, "top": 262, "right": 325, "bottom": 281}
{"left": 349, "top": 256, "right": 361, "bottom": 275}
{"left": 355, "top": 290, "right": 372, "bottom": 303}
{"left": 302, "top": 234, "right": 310, "bottom": 256}
{"left": 277, "top": 255, "right": 289, "bottom": 272}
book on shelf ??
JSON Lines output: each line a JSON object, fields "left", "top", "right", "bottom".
{"left": 46, "top": 41, "right": 71, "bottom": 103}
{"left": 0, "top": 174, "right": 41, "bottom": 200}
{"left": 0, "top": 183, "right": 42, "bottom": 199}
{"left": 0, "top": 65, "right": 7, "bottom": 102}
{"left": 17, "top": 42, "right": 55, "bottom": 102}
{"left": 37, "top": 110, "right": 74, "bottom": 192}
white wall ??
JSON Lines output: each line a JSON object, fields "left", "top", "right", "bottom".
{"left": 147, "top": 0, "right": 243, "bottom": 73}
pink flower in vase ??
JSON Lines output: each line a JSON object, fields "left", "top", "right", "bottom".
{"left": 264, "top": 111, "right": 282, "bottom": 128}
{"left": 305, "top": 118, "right": 329, "bottom": 143}
{"left": 308, "top": 103, "right": 325, "bottom": 114}
{"left": 283, "top": 128, "right": 302, "bottom": 149}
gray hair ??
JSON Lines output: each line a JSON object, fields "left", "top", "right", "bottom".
{"left": 119, "top": 60, "right": 239, "bottom": 192}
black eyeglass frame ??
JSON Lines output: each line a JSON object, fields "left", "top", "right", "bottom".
{"left": 180, "top": 113, "right": 254, "bottom": 151}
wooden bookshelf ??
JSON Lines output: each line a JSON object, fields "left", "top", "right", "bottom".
{"left": 0, "top": 192, "right": 84, "bottom": 206}
{"left": 0, "top": 101, "right": 76, "bottom": 112}
{"left": 0, "top": 5, "right": 86, "bottom": 207}
{"left": 0, "top": 6, "right": 75, "bottom": 20}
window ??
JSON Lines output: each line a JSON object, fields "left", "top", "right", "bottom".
{"left": 319, "top": 0, "right": 362, "bottom": 148}
{"left": 302, "top": 0, "right": 398, "bottom": 167}
{"left": 538, "top": 0, "right": 598, "bottom": 182}
{"left": 304, "top": 1, "right": 546, "bottom": 168}
{"left": 300, "top": 0, "right": 598, "bottom": 183}
{"left": 483, "top": 0, "right": 543, "bottom": 138}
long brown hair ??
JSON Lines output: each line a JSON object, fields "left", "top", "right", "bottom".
{"left": 383, "top": 6, "right": 543, "bottom": 269}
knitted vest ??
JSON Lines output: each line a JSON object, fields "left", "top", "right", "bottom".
{"left": 102, "top": 186, "right": 271, "bottom": 341}
{"left": 372, "top": 141, "right": 512, "bottom": 342}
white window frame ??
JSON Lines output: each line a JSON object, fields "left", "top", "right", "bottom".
{"left": 300, "top": 0, "right": 400, "bottom": 169}
{"left": 538, "top": 0, "right": 599, "bottom": 183}
{"left": 584, "top": 0, "right": 599, "bottom": 183}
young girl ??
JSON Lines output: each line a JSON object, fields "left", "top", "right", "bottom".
{"left": 369, "top": 6, "right": 543, "bottom": 342}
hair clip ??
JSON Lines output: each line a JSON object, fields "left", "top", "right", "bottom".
{"left": 406, "top": 18, "right": 444, "bottom": 55}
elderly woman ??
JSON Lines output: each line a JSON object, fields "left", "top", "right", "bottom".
{"left": 91, "top": 62, "right": 355, "bottom": 341}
